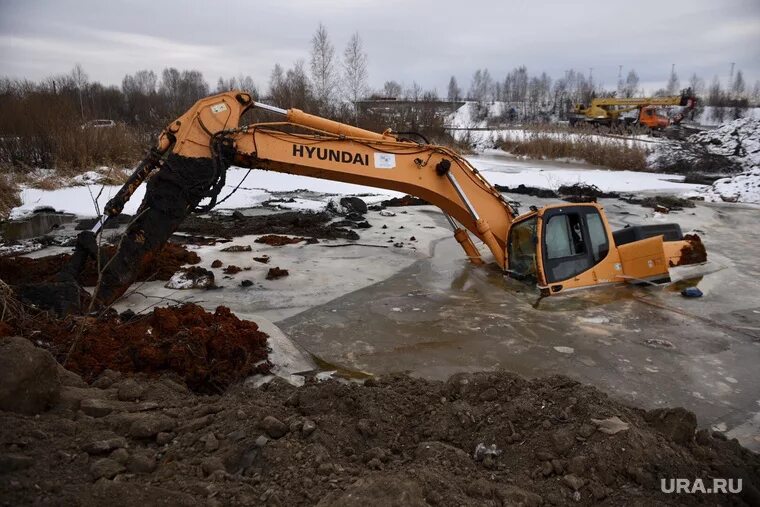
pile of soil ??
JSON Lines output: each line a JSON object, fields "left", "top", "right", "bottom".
{"left": 255, "top": 234, "right": 305, "bottom": 246}
{"left": 266, "top": 267, "right": 289, "bottom": 280}
{"left": 494, "top": 183, "right": 620, "bottom": 203}
{"left": 0, "top": 242, "right": 200, "bottom": 286}
{"left": 673, "top": 234, "right": 708, "bottom": 266}
{"left": 0, "top": 369, "right": 757, "bottom": 506}
{"left": 495, "top": 184, "right": 558, "bottom": 198}
{"left": 0, "top": 304, "right": 269, "bottom": 393}
{"left": 623, "top": 195, "right": 697, "bottom": 212}
{"left": 557, "top": 184, "right": 620, "bottom": 203}
{"left": 178, "top": 211, "right": 359, "bottom": 241}
{"left": 382, "top": 195, "right": 429, "bottom": 207}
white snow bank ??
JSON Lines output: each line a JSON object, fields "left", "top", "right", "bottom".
{"left": 689, "top": 118, "right": 760, "bottom": 170}
{"left": 699, "top": 168, "right": 760, "bottom": 204}
{"left": 468, "top": 155, "right": 702, "bottom": 194}
{"left": 10, "top": 167, "right": 403, "bottom": 218}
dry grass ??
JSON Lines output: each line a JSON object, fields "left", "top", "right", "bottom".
{"left": 498, "top": 130, "right": 648, "bottom": 171}
{"left": 0, "top": 174, "right": 21, "bottom": 219}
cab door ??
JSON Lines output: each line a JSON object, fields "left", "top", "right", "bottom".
{"left": 538, "top": 206, "right": 611, "bottom": 288}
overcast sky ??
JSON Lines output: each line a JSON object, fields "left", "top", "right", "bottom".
{"left": 1, "top": 0, "right": 758, "bottom": 95}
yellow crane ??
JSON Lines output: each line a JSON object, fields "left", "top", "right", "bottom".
{"left": 570, "top": 89, "right": 696, "bottom": 129}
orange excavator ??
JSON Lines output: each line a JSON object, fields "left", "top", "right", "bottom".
{"left": 22, "top": 91, "right": 706, "bottom": 313}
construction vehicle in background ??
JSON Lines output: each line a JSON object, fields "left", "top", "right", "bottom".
{"left": 569, "top": 89, "right": 697, "bottom": 129}
{"left": 19, "top": 91, "right": 706, "bottom": 313}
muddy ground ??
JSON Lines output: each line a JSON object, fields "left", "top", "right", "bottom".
{"left": 1, "top": 344, "right": 759, "bottom": 507}
{"left": 2, "top": 202, "right": 759, "bottom": 505}
{"left": 177, "top": 211, "right": 360, "bottom": 241}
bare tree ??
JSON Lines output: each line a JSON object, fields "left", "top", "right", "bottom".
{"left": 623, "top": 70, "right": 640, "bottom": 98}
{"left": 382, "top": 80, "right": 402, "bottom": 98}
{"left": 342, "top": 32, "right": 368, "bottom": 109}
{"left": 731, "top": 70, "right": 746, "bottom": 98}
{"left": 310, "top": 23, "right": 337, "bottom": 112}
{"left": 447, "top": 76, "right": 461, "bottom": 102}
{"left": 71, "top": 63, "right": 88, "bottom": 120}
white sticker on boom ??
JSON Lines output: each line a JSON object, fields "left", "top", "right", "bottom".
{"left": 374, "top": 153, "right": 396, "bottom": 169}
{"left": 210, "top": 102, "right": 228, "bottom": 114}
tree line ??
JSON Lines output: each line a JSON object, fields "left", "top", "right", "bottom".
{"left": 1, "top": 22, "right": 758, "bottom": 170}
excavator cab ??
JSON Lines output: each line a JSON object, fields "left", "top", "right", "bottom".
{"left": 507, "top": 203, "right": 703, "bottom": 295}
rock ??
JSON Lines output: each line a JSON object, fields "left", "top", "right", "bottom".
{"left": 551, "top": 429, "right": 575, "bottom": 456}
{"left": 317, "top": 474, "right": 427, "bottom": 507}
{"left": 165, "top": 267, "right": 215, "bottom": 290}
{"left": 0, "top": 336, "right": 61, "bottom": 414}
{"left": 90, "top": 458, "right": 126, "bottom": 480}
{"left": 591, "top": 415, "right": 630, "bottom": 435}
{"left": 255, "top": 435, "right": 269, "bottom": 447}
{"left": 56, "top": 364, "right": 87, "bottom": 387}
{"left": 127, "top": 452, "right": 157, "bottom": 474}
{"left": 156, "top": 432, "right": 174, "bottom": 446}
{"left": 563, "top": 474, "right": 586, "bottom": 491}
{"left": 644, "top": 407, "right": 697, "bottom": 445}
{"left": 495, "top": 486, "right": 543, "bottom": 507}
{"left": 116, "top": 378, "right": 146, "bottom": 401}
{"left": 211, "top": 259, "right": 223, "bottom": 268}
{"left": 479, "top": 387, "right": 498, "bottom": 401}
{"left": 261, "top": 415, "right": 287, "bottom": 438}
{"left": 266, "top": 267, "right": 289, "bottom": 280}
{"left": 302, "top": 419, "right": 317, "bottom": 437}
{"left": 541, "top": 461, "right": 554, "bottom": 476}
{"left": 204, "top": 432, "right": 219, "bottom": 452}
{"left": 0, "top": 453, "right": 34, "bottom": 473}
{"left": 220, "top": 244, "right": 252, "bottom": 252}
{"left": 578, "top": 424, "right": 595, "bottom": 438}
{"left": 109, "top": 448, "right": 129, "bottom": 465}
{"left": 240, "top": 279, "right": 253, "bottom": 287}
{"left": 201, "top": 457, "right": 225, "bottom": 476}
{"left": 128, "top": 414, "right": 175, "bottom": 438}
{"left": 568, "top": 455, "right": 586, "bottom": 475}
{"left": 82, "top": 437, "right": 127, "bottom": 455}
{"left": 91, "top": 369, "right": 122, "bottom": 389}
{"left": 80, "top": 399, "right": 115, "bottom": 418}
{"left": 340, "top": 197, "right": 368, "bottom": 215}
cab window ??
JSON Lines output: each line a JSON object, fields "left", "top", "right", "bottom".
{"left": 542, "top": 208, "right": 608, "bottom": 284}
{"left": 507, "top": 216, "right": 537, "bottom": 279}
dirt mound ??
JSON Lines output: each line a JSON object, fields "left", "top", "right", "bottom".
{"left": 495, "top": 184, "right": 558, "bottom": 198}
{"left": 255, "top": 234, "right": 305, "bottom": 246}
{"left": 0, "top": 304, "right": 269, "bottom": 393}
{"left": 623, "top": 194, "right": 697, "bottom": 212}
{"left": 0, "top": 370, "right": 758, "bottom": 506}
{"left": 673, "top": 234, "right": 708, "bottom": 266}
{"left": 178, "top": 211, "right": 360, "bottom": 241}
{"left": 266, "top": 267, "right": 289, "bottom": 280}
{"left": 0, "top": 242, "right": 200, "bottom": 286}
{"left": 558, "top": 183, "right": 619, "bottom": 203}
{"left": 382, "top": 195, "right": 429, "bottom": 207}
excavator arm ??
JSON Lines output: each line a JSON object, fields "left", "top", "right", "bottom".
{"left": 100, "top": 91, "right": 514, "bottom": 271}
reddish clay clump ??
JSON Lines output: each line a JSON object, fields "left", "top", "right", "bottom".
{"left": 3, "top": 304, "right": 269, "bottom": 392}
{"left": 672, "top": 234, "right": 707, "bottom": 267}
{"left": 255, "top": 235, "right": 305, "bottom": 246}
{"left": 211, "top": 259, "right": 223, "bottom": 268}
{"left": 0, "top": 243, "right": 200, "bottom": 286}
{"left": 223, "top": 265, "right": 242, "bottom": 275}
{"left": 266, "top": 267, "right": 289, "bottom": 280}
{"left": 253, "top": 256, "right": 270, "bottom": 264}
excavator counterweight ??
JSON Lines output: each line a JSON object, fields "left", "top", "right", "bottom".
{"left": 18, "top": 90, "right": 707, "bottom": 314}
